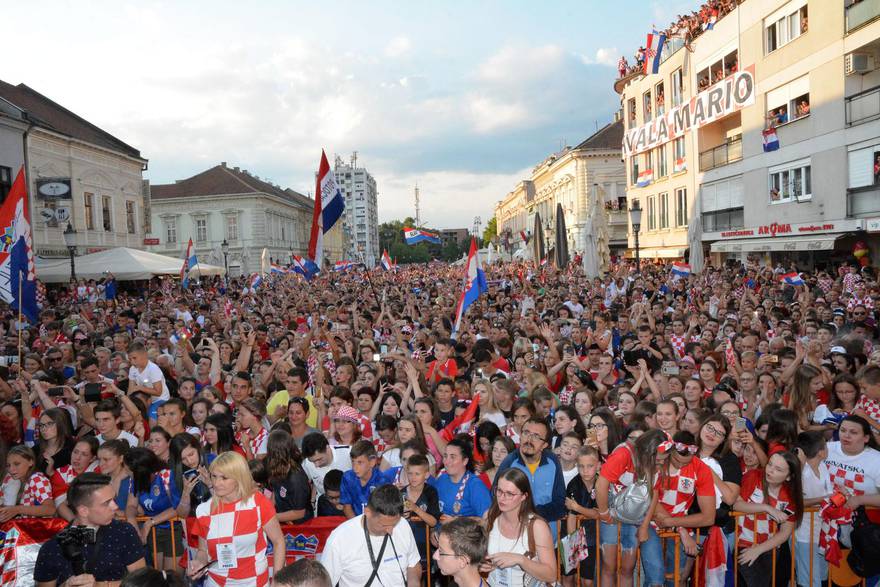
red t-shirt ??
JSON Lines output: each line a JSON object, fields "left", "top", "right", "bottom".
{"left": 655, "top": 458, "right": 715, "bottom": 516}
{"left": 600, "top": 443, "right": 636, "bottom": 493}
{"left": 426, "top": 359, "right": 458, "bottom": 382}
{"left": 737, "top": 468, "right": 795, "bottom": 547}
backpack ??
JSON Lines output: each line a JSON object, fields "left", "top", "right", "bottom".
{"left": 847, "top": 506, "right": 880, "bottom": 578}
{"left": 609, "top": 443, "right": 652, "bottom": 525}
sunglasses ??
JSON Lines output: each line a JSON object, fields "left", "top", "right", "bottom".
{"left": 675, "top": 442, "right": 698, "bottom": 455}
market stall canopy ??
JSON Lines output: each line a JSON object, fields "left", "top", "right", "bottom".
{"left": 34, "top": 247, "right": 225, "bottom": 282}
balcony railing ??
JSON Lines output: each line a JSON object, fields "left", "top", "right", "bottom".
{"left": 848, "top": 186, "right": 880, "bottom": 216}
{"left": 846, "top": 0, "right": 880, "bottom": 33}
{"left": 699, "top": 135, "right": 742, "bottom": 171}
{"left": 846, "top": 84, "right": 880, "bottom": 126}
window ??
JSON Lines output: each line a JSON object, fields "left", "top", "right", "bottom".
{"left": 656, "top": 145, "right": 668, "bottom": 178}
{"left": 655, "top": 82, "right": 665, "bottom": 115}
{"left": 101, "top": 196, "right": 112, "bottom": 232}
{"left": 0, "top": 166, "right": 11, "bottom": 205}
{"left": 659, "top": 192, "right": 669, "bottom": 229}
{"left": 675, "top": 188, "right": 688, "bottom": 227}
{"left": 767, "top": 76, "right": 810, "bottom": 124}
{"left": 702, "top": 208, "right": 745, "bottom": 232}
{"left": 847, "top": 144, "right": 880, "bottom": 188}
{"left": 83, "top": 192, "right": 94, "bottom": 230}
{"left": 674, "top": 137, "right": 686, "bottom": 165}
{"left": 697, "top": 49, "right": 739, "bottom": 91}
{"left": 196, "top": 218, "right": 208, "bottom": 242}
{"left": 226, "top": 215, "right": 238, "bottom": 241}
{"left": 647, "top": 196, "right": 657, "bottom": 231}
{"left": 769, "top": 159, "right": 811, "bottom": 203}
{"left": 165, "top": 218, "right": 177, "bottom": 244}
{"left": 631, "top": 156, "right": 640, "bottom": 185}
{"left": 125, "top": 201, "right": 136, "bottom": 234}
{"left": 643, "top": 90, "right": 653, "bottom": 122}
{"left": 766, "top": 1, "right": 807, "bottom": 53}
{"left": 671, "top": 69, "right": 684, "bottom": 107}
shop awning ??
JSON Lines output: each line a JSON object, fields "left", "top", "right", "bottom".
{"left": 709, "top": 234, "right": 841, "bottom": 253}
{"left": 623, "top": 248, "right": 685, "bottom": 259}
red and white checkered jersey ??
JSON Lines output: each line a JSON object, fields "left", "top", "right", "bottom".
{"left": 655, "top": 458, "right": 714, "bottom": 516}
{"left": 855, "top": 395, "right": 880, "bottom": 425}
{"left": 824, "top": 441, "right": 880, "bottom": 498}
{"left": 0, "top": 472, "right": 52, "bottom": 506}
{"left": 236, "top": 427, "right": 268, "bottom": 457}
{"left": 600, "top": 443, "right": 636, "bottom": 494}
{"left": 51, "top": 461, "right": 100, "bottom": 505}
{"left": 193, "top": 491, "right": 277, "bottom": 587}
{"left": 847, "top": 295, "right": 874, "bottom": 311}
{"left": 737, "top": 469, "right": 795, "bottom": 547}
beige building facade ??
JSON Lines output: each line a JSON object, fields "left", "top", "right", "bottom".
{"left": 495, "top": 121, "right": 628, "bottom": 259}
{"left": 620, "top": 0, "right": 880, "bottom": 267}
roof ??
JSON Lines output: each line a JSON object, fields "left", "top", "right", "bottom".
{"left": 151, "top": 164, "right": 312, "bottom": 209}
{"left": 574, "top": 120, "right": 624, "bottom": 151}
{"left": 0, "top": 80, "right": 144, "bottom": 160}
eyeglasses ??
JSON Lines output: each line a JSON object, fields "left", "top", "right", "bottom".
{"left": 38, "top": 421, "right": 56, "bottom": 429}
{"left": 495, "top": 488, "right": 523, "bottom": 499}
{"left": 520, "top": 430, "right": 548, "bottom": 443}
{"left": 48, "top": 357, "right": 63, "bottom": 362}
{"left": 587, "top": 422, "right": 607, "bottom": 430}
{"left": 720, "top": 410, "right": 739, "bottom": 418}
{"left": 704, "top": 424, "right": 725, "bottom": 439}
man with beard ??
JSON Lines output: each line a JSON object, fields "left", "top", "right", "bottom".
{"left": 494, "top": 418, "right": 566, "bottom": 534}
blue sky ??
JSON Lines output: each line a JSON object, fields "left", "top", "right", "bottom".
{"left": 4, "top": 0, "right": 697, "bottom": 228}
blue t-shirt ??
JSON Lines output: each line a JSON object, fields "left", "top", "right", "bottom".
{"left": 429, "top": 471, "right": 491, "bottom": 518}
{"left": 340, "top": 467, "right": 393, "bottom": 516}
{"left": 115, "top": 476, "right": 132, "bottom": 511}
{"left": 135, "top": 470, "right": 180, "bottom": 529}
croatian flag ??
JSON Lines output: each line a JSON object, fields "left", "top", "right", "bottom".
{"left": 308, "top": 149, "right": 345, "bottom": 268}
{"left": 762, "top": 128, "right": 779, "bottom": 152}
{"left": 381, "top": 249, "right": 393, "bottom": 271}
{"left": 0, "top": 167, "right": 38, "bottom": 323}
{"left": 248, "top": 273, "right": 263, "bottom": 290}
{"left": 333, "top": 260, "right": 355, "bottom": 272}
{"left": 671, "top": 262, "right": 691, "bottom": 279}
{"left": 637, "top": 169, "right": 653, "bottom": 187}
{"left": 781, "top": 272, "right": 805, "bottom": 286}
{"left": 180, "top": 238, "right": 197, "bottom": 288}
{"left": 673, "top": 157, "right": 687, "bottom": 173}
{"left": 292, "top": 255, "right": 319, "bottom": 280}
{"left": 644, "top": 29, "right": 666, "bottom": 74}
{"left": 453, "top": 237, "right": 488, "bottom": 336}
{"left": 703, "top": 9, "right": 718, "bottom": 30}
{"left": 519, "top": 230, "right": 530, "bottom": 245}
{"left": 404, "top": 228, "right": 441, "bottom": 245}
{"left": 269, "top": 263, "right": 287, "bottom": 275}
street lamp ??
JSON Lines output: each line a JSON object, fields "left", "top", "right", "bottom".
{"left": 220, "top": 239, "right": 229, "bottom": 285}
{"left": 62, "top": 222, "right": 77, "bottom": 281}
{"left": 629, "top": 201, "right": 643, "bottom": 273}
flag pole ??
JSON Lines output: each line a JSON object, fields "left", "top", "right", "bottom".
{"left": 362, "top": 266, "right": 381, "bottom": 307}
{"left": 16, "top": 271, "right": 23, "bottom": 368}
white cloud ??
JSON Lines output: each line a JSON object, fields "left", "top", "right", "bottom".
{"left": 594, "top": 47, "right": 619, "bottom": 67}
{"left": 384, "top": 36, "right": 412, "bottom": 58}
{"left": 467, "top": 95, "right": 530, "bottom": 134}
{"left": 477, "top": 44, "right": 567, "bottom": 84}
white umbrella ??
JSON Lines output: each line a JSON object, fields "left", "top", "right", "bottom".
{"left": 687, "top": 197, "right": 704, "bottom": 274}
{"left": 260, "top": 247, "right": 270, "bottom": 276}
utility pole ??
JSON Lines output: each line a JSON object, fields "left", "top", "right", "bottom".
{"left": 472, "top": 216, "right": 482, "bottom": 240}
{"left": 414, "top": 183, "right": 421, "bottom": 227}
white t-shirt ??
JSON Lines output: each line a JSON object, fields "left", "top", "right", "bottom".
{"left": 795, "top": 462, "right": 832, "bottom": 543}
{"left": 323, "top": 514, "right": 421, "bottom": 587}
{"left": 302, "top": 445, "right": 352, "bottom": 496}
{"left": 96, "top": 430, "right": 139, "bottom": 448}
{"left": 562, "top": 465, "right": 579, "bottom": 488}
{"left": 823, "top": 441, "right": 880, "bottom": 497}
{"left": 128, "top": 361, "right": 169, "bottom": 404}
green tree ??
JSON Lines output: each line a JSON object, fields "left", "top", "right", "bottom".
{"left": 440, "top": 239, "right": 463, "bottom": 262}
{"left": 379, "top": 217, "right": 443, "bottom": 264}
{"left": 482, "top": 216, "right": 497, "bottom": 247}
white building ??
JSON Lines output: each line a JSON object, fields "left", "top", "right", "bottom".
{"left": 148, "top": 163, "right": 346, "bottom": 276}
{"left": 0, "top": 81, "right": 148, "bottom": 259}
{"left": 334, "top": 153, "right": 379, "bottom": 265}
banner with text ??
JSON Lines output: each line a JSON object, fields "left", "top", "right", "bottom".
{"left": 623, "top": 65, "right": 755, "bottom": 157}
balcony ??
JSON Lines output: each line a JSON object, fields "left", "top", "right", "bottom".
{"left": 848, "top": 186, "right": 880, "bottom": 216}
{"left": 699, "top": 135, "right": 742, "bottom": 171}
{"left": 846, "top": 84, "right": 880, "bottom": 126}
{"left": 846, "top": 0, "right": 880, "bottom": 33}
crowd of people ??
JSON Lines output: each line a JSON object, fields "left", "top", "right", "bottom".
{"left": 618, "top": 0, "right": 747, "bottom": 79}
{"left": 0, "top": 253, "right": 878, "bottom": 587}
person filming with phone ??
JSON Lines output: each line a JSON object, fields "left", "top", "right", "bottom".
{"left": 34, "top": 472, "right": 146, "bottom": 587}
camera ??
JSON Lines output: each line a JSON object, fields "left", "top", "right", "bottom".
{"left": 57, "top": 525, "right": 97, "bottom": 575}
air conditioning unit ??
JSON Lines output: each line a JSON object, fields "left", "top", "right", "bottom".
{"left": 846, "top": 53, "right": 875, "bottom": 75}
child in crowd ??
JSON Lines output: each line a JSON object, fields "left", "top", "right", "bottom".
{"left": 339, "top": 439, "right": 393, "bottom": 518}
{"left": 795, "top": 431, "right": 832, "bottom": 587}
{"left": 852, "top": 365, "right": 880, "bottom": 432}
{"left": 316, "top": 469, "right": 345, "bottom": 517}
{"left": 563, "top": 446, "right": 600, "bottom": 587}
{"left": 402, "top": 454, "right": 440, "bottom": 577}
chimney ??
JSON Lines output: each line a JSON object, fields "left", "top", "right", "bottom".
{"left": 233, "top": 166, "right": 240, "bottom": 172}
{"left": 221, "top": 162, "right": 227, "bottom": 167}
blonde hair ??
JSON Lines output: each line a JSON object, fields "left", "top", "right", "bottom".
{"left": 473, "top": 378, "right": 500, "bottom": 412}
{"left": 208, "top": 451, "right": 255, "bottom": 510}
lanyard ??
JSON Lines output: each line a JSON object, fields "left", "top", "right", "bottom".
{"left": 363, "top": 518, "right": 390, "bottom": 587}
{"left": 454, "top": 473, "right": 471, "bottom": 503}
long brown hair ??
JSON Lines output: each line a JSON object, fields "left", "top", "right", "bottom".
{"left": 485, "top": 468, "right": 538, "bottom": 538}
{"left": 7, "top": 445, "right": 39, "bottom": 505}
{"left": 266, "top": 430, "right": 302, "bottom": 483}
